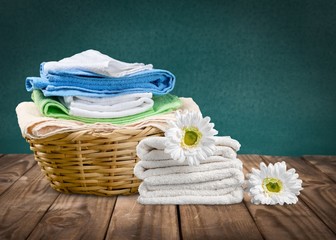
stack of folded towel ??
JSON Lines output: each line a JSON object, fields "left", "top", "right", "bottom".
{"left": 23, "top": 49, "right": 182, "bottom": 125}
{"left": 134, "top": 136, "right": 244, "bottom": 205}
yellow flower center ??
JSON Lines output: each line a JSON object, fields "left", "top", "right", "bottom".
{"left": 263, "top": 178, "right": 283, "bottom": 193}
{"left": 182, "top": 127, "right": 202, "bottom": 148}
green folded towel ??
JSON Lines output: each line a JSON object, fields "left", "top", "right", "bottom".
{"left": 32, "top": 90, "right": 182, "bottom": 125}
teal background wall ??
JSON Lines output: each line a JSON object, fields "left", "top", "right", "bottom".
{"left": 1, "top": 0, "right": 335, "bottom": 155}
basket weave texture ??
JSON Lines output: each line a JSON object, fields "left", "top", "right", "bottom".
{"left": 27, "top": 126, "right": 163, "bottom": 196}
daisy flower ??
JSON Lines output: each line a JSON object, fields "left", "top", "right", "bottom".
{"left": 246, "top": 161, "right": 303, "bottom": 205}
{"left": 164, "top": 111, "right": 218, "bottom": 166}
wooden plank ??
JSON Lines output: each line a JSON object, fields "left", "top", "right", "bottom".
{"left": 302, "top": 155, "right": 336, "bottom": 182}
{"left": 0, "top": 154, "right": 36, "bottom": 195}
{"left": 106, "top": 195, "right": 179, "bottom": 240}
{"left": 178, "top": 155, "right": 262, "bottom": 240}
{"left": 240, "top": 154, "right": 335, "bottom": 239}
{"left": 0, "top": 163, "right": 60, "bottom": 239}
{"left": 261, "top": 155, "right": 336, "bottom": 235}
{"left": 179, "top": 204, "right": 263, "bottom": 240}
{"left": 27, "top": 194, "right": 116, "bottom": 240}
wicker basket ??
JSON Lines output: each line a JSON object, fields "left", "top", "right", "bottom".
{"left": 26, "top": 126, "right": 163, "bottom": 196}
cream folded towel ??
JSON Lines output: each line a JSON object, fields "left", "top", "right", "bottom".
{"left": 134, "top": 158, "right": 243, "bottom": 179}
{"left": 134, "top": 134, "right": 244, "bottom": 205}
{"left": 139, "top": 183, "right": 242, "bottom": 197}
{"left": 141, "top": 168, "right": 244, "bottom": 186}
{"left": 137, "top": 188, "right": 244, "bottom": 205}
{"left": 16, "top": 97, "right": 200, "bottom": 139}
{"left": 134, "top": 152, "right": 238, "bottom": 170}
{"left": 143, "top": 178, "right": 243, "bottom": 191}
{"left": 61, "top": 93, "right": 154, "bottom": 118}
{"left": 136, "top": 136, "right": 240, "bottom": 162}
{"left": 43, "top": 49, "right": 153, "bottom": 78}
{"left": 136, "top": 167, "right": 244, "bottom": 205}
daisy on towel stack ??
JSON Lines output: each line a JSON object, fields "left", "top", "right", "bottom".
{"left": 134, "top": 111, "right": 245, "bottom": 205}
{"left": 25, "top": 50, "right": 180, "bottom": 123}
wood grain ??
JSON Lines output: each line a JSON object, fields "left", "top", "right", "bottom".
{"left": 27, "top": 194, "right": 116, "bottom": 240}
{"left": 261, "top": 155, "right": 336, "bottom": 235}
{"left": 0, "top": 154, "right": 335, "bottom": 239}
{"left": 240, "top": 155, "right": 335, "bottom": 239}
{"left": 0, "top": 154, "right": 36, "bottom": 195}
{"left": 0, "top": 163, "right": 60, "bottom": 240}
{"left": 179, "top": 203, "right": 263, "bottom": 240}
{"left": 302, "top": 155, "right": 336, "bottom": 182}
{"left": 106, "top": 195, "right": 179, "bottom": 240}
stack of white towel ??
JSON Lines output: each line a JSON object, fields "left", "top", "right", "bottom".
{"left": 134, "top": 136, "right": 244, "bottom": 205}
{"left": 60, "top": 92, "right": 154, "bottom": 119}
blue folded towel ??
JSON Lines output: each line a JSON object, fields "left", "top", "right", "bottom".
{"left": 26, "top": 67, "right": 176, "bottom": 97}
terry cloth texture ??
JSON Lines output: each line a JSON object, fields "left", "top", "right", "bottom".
{"left": 134, "top": 136, "right": 244, "bottom": 205}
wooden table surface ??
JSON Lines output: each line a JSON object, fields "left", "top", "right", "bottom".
{"left": 0, "top": 154, "right": 335, "bottom": 240}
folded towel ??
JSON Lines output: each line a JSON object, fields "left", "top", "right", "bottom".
{"left": 137, "top": 187, "right": 244, "bottom": 205}
{"left": 26, "top": 50, "right": 175, "bottom": 97}
{"left": 141, "top": 168, "right": 244, "bottom": 186}
{"left": 31, "top": 90, "right": 181, "bottom": 124}
{"left": 42, "top": 49, "right": 153, "bottom": 78}
{"left": 134, "top": 158, "right": 243, "bottom": 179}
{"left": 134, "top": 134, "right": 244, "bottom": 205}
{"left": 134, "top": 150, "right": 238, "bottom": 169}
{"left": 61, "top": 93, "right": 154, "bottom": 118}
{"left": 137, "top": 168, "right": 244, "bottom": 205}
{"left": 139, "top": 183, "right": 242, "bottom": 197}
{"left": 136, "top": 136, "right": 240, "bottom": 162}
{"left": 143, "top": 178, "right": 243, "bottom": 191}
{"left": 16, "top": 97, "right": 200, "bottom": 139}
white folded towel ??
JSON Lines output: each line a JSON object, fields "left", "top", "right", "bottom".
{"left": 139, "top": 183, "right": 242, "bottom": 197}
{"left": 134, "top": 133, "right": 244, "bottom": 205}
{"left": 142, "top": 168, "right": 244, "bottom": 186}
{"left": 43, "top": 49, "right": 153, "bottom": 77}
{"left": 136, "top": 166, "right": 244, "bottom": 205}
{"left": 137, "top": 188, "right": 244, "bottom": 205}
{"left": 135, "top": 153, "right": 238, "bottom": 170}
{"left": 16, "top": 97, "right": 200, "bottom": 139}
{"left": 136, "top": 136, "right": 240, "bottom": 162}
{"left": 143, "top": 178, "right": 244, "bottom": 191}
{"left": 134, "top": 158, "right": 243, "bottom": 179}
{"left": 61, "top": 93, "right": 154, "bottom": 118}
